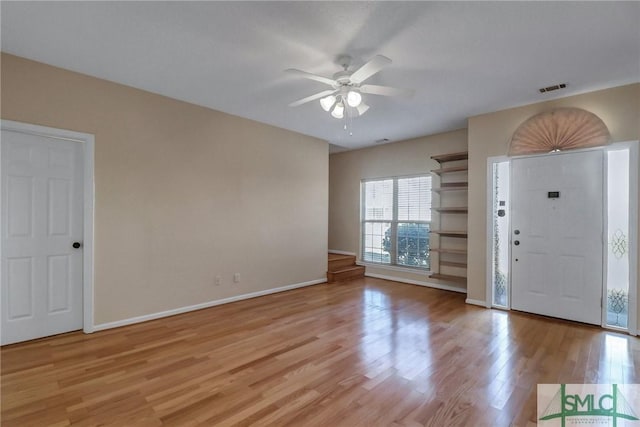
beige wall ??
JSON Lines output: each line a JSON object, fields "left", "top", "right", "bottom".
{"left": 1, "top": 53, "right": 328, "bottom": 325}
{"left": 329, "top": 129, "right": 468, "bottom": 285}
{"left": 467, "top": 83, "right": 640, "bottom": 329}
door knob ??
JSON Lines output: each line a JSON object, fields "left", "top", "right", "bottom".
{"left": 72, "top": 242, "right": 82, "bottom": 249}
{"left": 514, "top": 240, "right": 520, "bottom": 246}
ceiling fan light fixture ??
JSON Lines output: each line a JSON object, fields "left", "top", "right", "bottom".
{"left": 320, "top": 95, "right": 336, "bottom": 112}
{"left": 356, "top": 103, "right": 369, "bottom": 116}
{"left": 347, "top": 90, "right": 362, "bottom": 107}
{"left": 286, "top": 54, "right": 414, "bottom": 125}
{"left": 331, "top": 101, "right": 344, "bottom": 119}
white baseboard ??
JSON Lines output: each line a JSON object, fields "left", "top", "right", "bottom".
{"left": 365, "top": 272, "right": 467, "bottom": 294}
{"left": 328, "top": 249, "right": 357, "bottom": 256}
{"left": 465, "top": 298, "right": 489, "bottom": 308}
{"left": 92, "top": 278, "right": 327, "bottom": 332}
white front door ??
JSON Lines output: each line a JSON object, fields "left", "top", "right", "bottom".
{"left": 511, "top": 150, "right": 603, "bottom": 325}
{"left": 1, "top": 129, "right": 84, "bottom": 345}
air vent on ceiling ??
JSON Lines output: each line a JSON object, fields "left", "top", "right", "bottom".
{"left": 539, "top": 83, "right": 567, "bottom": 93}
{"left": 375, "top": 138, "right": 390, "bottom": 144}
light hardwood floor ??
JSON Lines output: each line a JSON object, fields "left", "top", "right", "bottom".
{"left": 2, "top": 277, "right": 639, "bottom": 426}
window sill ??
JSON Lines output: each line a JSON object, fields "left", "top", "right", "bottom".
{"left": 357, "top": 261, "right": 431, "bottom": 275}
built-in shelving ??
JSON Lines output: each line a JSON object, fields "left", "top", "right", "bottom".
{"left": 429, "top": 248, "right": 467, "bottom": 255}
{"left": 430, "top": 230, "right": 468, "bottom": 238}
{"left": 429, "top": 273, "right": 467, "bottom": 284}
{"left": 431, "top": 151, "right": 469, "bottom": 163}
{"left": 439, "top": 260, "right": 467, "bottom": 268}
{"left": 432, "top": 185, "right": 468, "bottom": 192}
{"left": 430, "top": 165, "right": 468, "bottom": 175}
{"left": 429, "top": 150, "right": 469, "bottom": 288}
{"left": 432, "top": 207, "right": 468, "bottom": 214}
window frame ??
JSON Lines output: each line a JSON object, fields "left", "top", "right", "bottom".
{"left": 360, "top": 174, "right": 432, "bottom": 271}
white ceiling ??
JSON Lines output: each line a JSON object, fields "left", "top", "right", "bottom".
{"left": 2, "top": 2, "right": 639, "bottom": 152}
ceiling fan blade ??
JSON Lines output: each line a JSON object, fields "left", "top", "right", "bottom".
{"left": 360, "top": 84, "right": 415, "bottom": 98}
{"left": 349, "top": 55, "right": 392, "bottom": 84}
{"left": 289, "top": 89, "right": 337, "bottom": 107}
{"left": 285, "top": 69, "right": 337, "bottom": 86}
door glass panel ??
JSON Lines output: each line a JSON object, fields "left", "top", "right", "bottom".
{"left": 491, "top": 161, "right": 510, "bottom": 307}
{"left": 606, "top": 149, "right": 630, "bottom": 329}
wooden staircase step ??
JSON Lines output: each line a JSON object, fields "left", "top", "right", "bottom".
{"left": 328, "top": 253, "right": 357, "bottom": 270}
{"left": 327, "top": 266, "right": 365, "bottom": 283}
{"left": 328, "top": 253, "right": 353, "bottom": 261}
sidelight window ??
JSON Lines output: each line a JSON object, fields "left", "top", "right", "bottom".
{"left": 606, "top": 149, "right": 631, "bottom": 329}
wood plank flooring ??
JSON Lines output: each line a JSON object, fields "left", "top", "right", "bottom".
{"left": 2, "top": 277, "right": 639, "bottom": 426}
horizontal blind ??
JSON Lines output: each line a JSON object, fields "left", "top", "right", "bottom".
{"left": 364, "top": 179, "right": 393, "bottom": 220}
{"left": 397, "top": 176, "right": 431, "bottom": 222}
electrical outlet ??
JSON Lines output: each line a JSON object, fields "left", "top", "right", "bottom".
{"left": 233, "top": 273, "right": 240, "bottom": 283}
{"left": 215, "top": 276, "right": 222, "bottom": 286}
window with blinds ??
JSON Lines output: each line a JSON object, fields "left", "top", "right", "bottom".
{"left": 361, "top": 175, "right": 431, "bottom": 269}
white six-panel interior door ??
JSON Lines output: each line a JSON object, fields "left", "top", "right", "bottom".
{"left": 1, "top": 128, "right": 84, "bottom": 345}
{"left": 510, "top": 150, "right": 603, "bottom": 325}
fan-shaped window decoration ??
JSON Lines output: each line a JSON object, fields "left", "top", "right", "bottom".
{"left": 509, "top": 108, "right": 610, "bottom": 156}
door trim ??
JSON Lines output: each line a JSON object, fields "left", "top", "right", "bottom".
{"left": 1, "top": 120, "right": 95, "bottom": 334}
{"left": 485, "top": 142, "right": 638, "bottom": 335}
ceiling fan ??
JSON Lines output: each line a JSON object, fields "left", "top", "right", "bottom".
{"left": 286, "top": 55, "right": 414, "bottom": 119}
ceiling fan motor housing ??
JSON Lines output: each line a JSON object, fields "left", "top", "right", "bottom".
{"left": 333, "top": 71, "right": 354, "bottom": 86}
